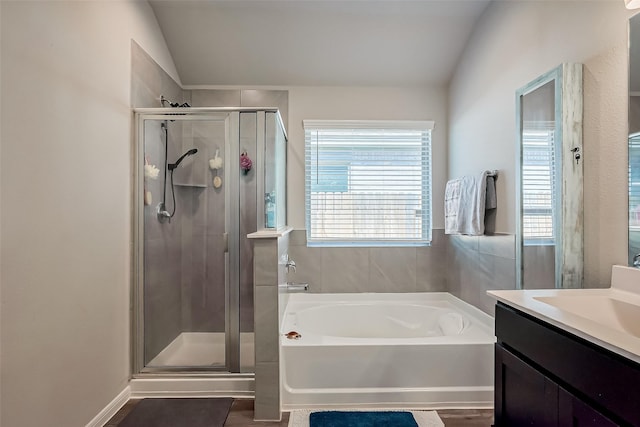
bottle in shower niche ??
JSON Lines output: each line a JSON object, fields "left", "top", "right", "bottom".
{"left": 265, "top": 191, "right": 276, "bottom": 228}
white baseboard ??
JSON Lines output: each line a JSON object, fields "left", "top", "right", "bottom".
{"left": 85, "top": 386, "right": 131, "bottom": 427}
{"left": 130, "top": 376, "right": 254, "bottom": 399}
{"left": 85, "top": 377, "right": 253, "bottom": 426}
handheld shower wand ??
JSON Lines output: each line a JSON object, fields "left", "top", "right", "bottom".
{"left": 157, "top": 138, "right": 199, "bottom": 222}
{"left": 168, "top": 149, "right": 198, "bottom": 171}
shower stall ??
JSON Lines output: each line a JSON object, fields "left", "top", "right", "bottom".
{"left": 133, "top": 108, "right": 286, "bottom": 377}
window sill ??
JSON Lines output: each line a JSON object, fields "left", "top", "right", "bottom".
{"left": 306, "top": 241, "right": 431, "bottom": 248}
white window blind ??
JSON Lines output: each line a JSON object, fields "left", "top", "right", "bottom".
{"left": 630, "top": 133, "right": 640, "bottom": 230}
{"left": 304, "top": 120, "right": 433, "bottom": 246}
{"left": 522, "top": 121, "right": 556, "bottom": 244}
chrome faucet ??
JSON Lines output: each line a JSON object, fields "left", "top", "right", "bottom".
{"left": 282, "top": 282, "right": 309, "bottom": 292}
{"left": 285, "top": 257, "right": 296, "bottom": 273}
{"left": 634, "top": 253, "right": 640, "bottom": 268}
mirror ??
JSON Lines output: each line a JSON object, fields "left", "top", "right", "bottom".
{"left": 516, "top": 63, "right": 584, "bottom": 289}
{"left": 629, "top": 15, "right": 640, "bottom": 267}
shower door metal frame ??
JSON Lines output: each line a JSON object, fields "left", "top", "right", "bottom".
{"left": 225, "top": 112, "right": 241, "bottom": 374}
{"left": 132, "top": 109, "right": 243, "bottom": 375}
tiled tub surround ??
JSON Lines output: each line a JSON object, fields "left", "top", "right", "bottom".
{"left": 287, "top": 229, "right": 516, "bottom": 316}
{"left": 447, "top": 233, "right": 516, "bottom": 315}
{"left": 286, "top": 229, "right": 448, "bottom": 294}
{"left": 251, "top": 231, "right": 291, "bottom": 421}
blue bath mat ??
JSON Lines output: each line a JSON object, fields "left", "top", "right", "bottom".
{"left": 309, "top": 411, "right": 418, "bottom": 427}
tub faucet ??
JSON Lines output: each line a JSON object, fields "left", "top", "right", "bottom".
{"left": 634, "top": 253, "right": 640, "bottom": 268}
{"left": 282, "top": 282, "right": 308, "bottom": 292}
{"left": 285, "top": 257, "right": 296, "bottom": 273}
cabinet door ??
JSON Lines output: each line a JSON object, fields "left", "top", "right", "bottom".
{"left": 495, "top": 344, "right": 558, "bottom": 426}
{"left": 559, "top": 387, "right": 619, "bottom": 427}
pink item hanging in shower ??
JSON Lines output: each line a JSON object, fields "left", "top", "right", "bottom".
{"left": 240, "top": 151, "right": 252, "bottom": 175}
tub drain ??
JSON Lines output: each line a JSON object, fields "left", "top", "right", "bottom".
{"left": 285, "top": 331, "right": 302, "bottom": 340}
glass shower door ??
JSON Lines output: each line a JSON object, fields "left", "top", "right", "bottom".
{"left": 135, "top": 112, "right": 243, "bottom": 373}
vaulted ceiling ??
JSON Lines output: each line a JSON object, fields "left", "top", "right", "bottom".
{"left": 150, "top": 0, "right": 491, "bottom": 87}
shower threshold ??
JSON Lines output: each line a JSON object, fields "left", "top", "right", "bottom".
{"left": 147, "top": 332, "right": 255, "bottom": 369}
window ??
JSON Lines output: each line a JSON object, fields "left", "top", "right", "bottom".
{"left": 304, "top": 120, "right": 433, "bottom": 246}
{"left": 522, "top": 121, "right": 556, "bottom": 244}
{"left": 630, "top": 133, "right": 640, "bottom": 230}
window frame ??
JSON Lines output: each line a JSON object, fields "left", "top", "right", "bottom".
{"left": 521, "top": 121, "right": 557, "bottom": 246}
{"left": 303, "top": 119, "right": 434, "bottom": 247}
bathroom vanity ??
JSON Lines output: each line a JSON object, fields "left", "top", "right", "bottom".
{"left": 489, "top": 266, "right": 640, "bottom": 426}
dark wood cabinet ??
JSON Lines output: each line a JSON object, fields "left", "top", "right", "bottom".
{"left": 558, "top": 387, "right": 618, "bottom": 427}
{"left": 495, "top": 344, "right": 618, "bottom": 426}
{"left": 494, "top": 303, "right": 640, "bottom": 426}
{"left": 495, "top": 344, "right": 558, "bottom": 426}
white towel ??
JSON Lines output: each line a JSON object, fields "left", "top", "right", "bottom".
{"left": 445, "top": 170, "right": 496, "bottom": 235}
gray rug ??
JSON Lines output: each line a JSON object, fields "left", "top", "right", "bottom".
{"left": 118, "top": 398, "right": 233, "bottom": 427}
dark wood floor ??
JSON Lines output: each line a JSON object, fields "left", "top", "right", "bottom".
{"left": 105, "top": 398, "right": 493, "bottom": 426}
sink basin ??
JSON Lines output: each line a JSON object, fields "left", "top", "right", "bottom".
{"left": 534, "top": 295, "right": 640, "bottom": 338}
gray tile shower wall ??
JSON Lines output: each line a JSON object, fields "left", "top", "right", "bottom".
{"left": 179, "top": 185, "right": 227, "bottom": 333}
{"left": 286, "top": 229, "right": 448, "bottom": 293}
{"left": 131, "top": 41, "right": 187, "bottom": 109}
{"left": 133, "top": 46, "right": 290, "bottom": 358}
{"left": 190, "top": 89, "right": 289, "bottom": 132}
{"left": 446, "top": 233, "right": 515, "bottom": 315}
{"left": 132, "top": 41, "right": 186, "bottom": 362}
{"left": 189, "top": 90, "right": 289, "bottom": 332}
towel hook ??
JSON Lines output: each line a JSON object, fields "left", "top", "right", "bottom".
{"left": 571, "top": 147, "right": 581, "bottom": 165}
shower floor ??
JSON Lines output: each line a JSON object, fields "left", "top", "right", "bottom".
{"left": 147, "top": 332, "right": 255, "bottom": 369}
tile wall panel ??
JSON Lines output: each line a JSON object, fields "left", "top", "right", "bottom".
{"left": 190, "top": 89, "right": 289, "bottom": 133}
{"left": 133, "top": 41, "right": 185, "bottom": 363}
{"left": 447, "top": 233, "right": 516, "bottom": 315}
{"left": 252, "top": 235, "right": 288, "bottom": 421}
{"left": 191, "top": 89, "right": 242, "bottom": 108}
{"left": 286, "top": 230, "right": 448, "bottom": 294}
{"left": 287, "top": 229, "right": 517, "bottom": 315}
{"left": 368, "top": 247, "right": 417, "bottom": 292}
{"left": 416, "top": 229, "right": 448, "bottom": 292}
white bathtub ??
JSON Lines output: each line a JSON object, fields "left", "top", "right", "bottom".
{"left": 280, "top": 292, "right": 495, "bottom": 410}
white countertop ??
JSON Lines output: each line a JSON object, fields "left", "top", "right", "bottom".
{"left": 247, "top": 226, "right": 293, "bottom": 239}
{"left": 488, "top": 265, "right": 640, "bottom": 364}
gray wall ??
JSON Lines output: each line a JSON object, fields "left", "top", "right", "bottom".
{"left": 0, "top": 3, "right": 181, "bottom": 426}
{"left": 286, "top": 229, "right": 447, "bottom": 294}
{"left": 288, "top": 229, "right": 515, "bottom": 315}
{"left": 448, "top": 0, "right": 632, "bottom": 287}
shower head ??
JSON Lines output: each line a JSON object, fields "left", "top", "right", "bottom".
{"left": 168, "top": 149, "right": 198, "bottom": 171}
{"left": 160, "top": 95, "right": 191, "bottom": 108}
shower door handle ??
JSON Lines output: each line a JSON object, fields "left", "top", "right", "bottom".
{"left": 223, "top": 232, "right": 229, "bottom": 253}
